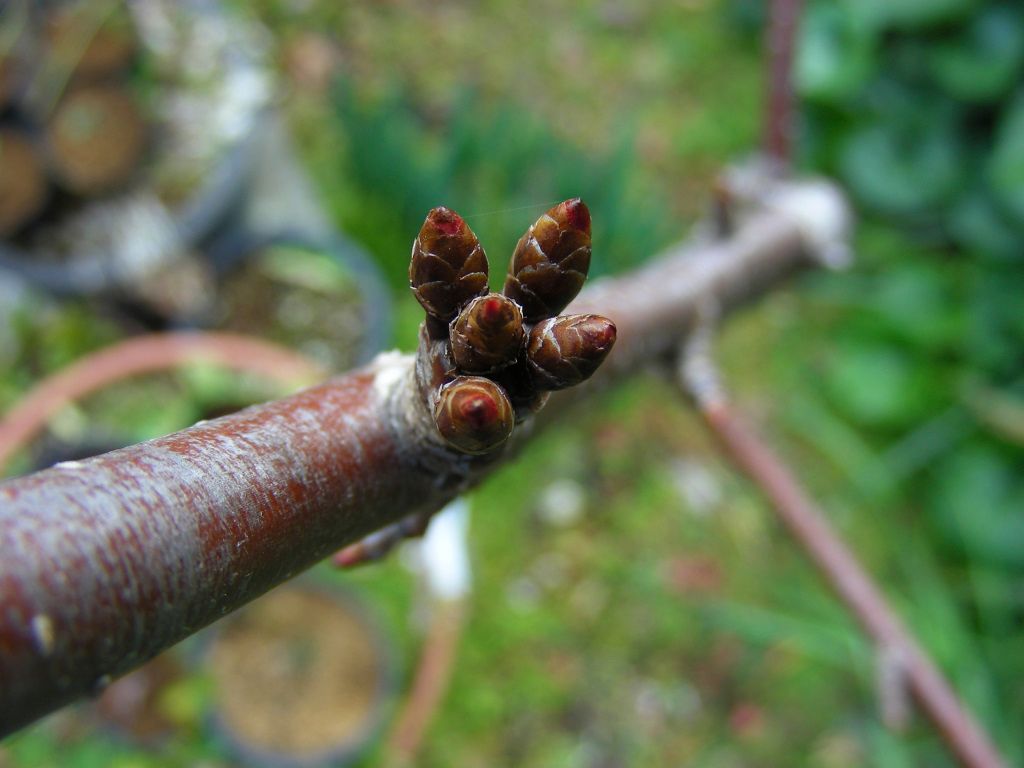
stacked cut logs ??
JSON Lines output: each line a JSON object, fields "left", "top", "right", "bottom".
{"left": 0, "top": 3, "right": 147, "bottom": 238}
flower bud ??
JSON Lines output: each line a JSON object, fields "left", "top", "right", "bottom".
{"left": 433, "top": 376, "right": 515, "bottom": 455}
{"left": 504, "top": 198, "right": 591, "bottom": 321}
{"left": 410, "top": 207, "right": 489, "bottom": 321}
{"left": 527, "top": 314, "right": 616, "bottom": 390}
{"left": 450, "top": 293, "right": 526, "bottom": 374}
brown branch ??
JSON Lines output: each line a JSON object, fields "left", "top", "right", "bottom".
{"left": 680, "top": 345, "right": 1006, "bottom": 768}
{"left": 0, "top": 170, "right": 847, "bottom": 736}
{"left": 763, "top": 0, "right": 804, "bottom": 169}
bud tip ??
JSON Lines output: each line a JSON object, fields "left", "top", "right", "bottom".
{"left": 479, "top": 296, "right": 505, "bottom": 325}
{"left": 458, "top": 390, "right": 500, "bottom": 430}
{"left": 426, "top": 206, "right": 464, "bottom": 237}
{"left": 564, "top": 198, "right": 591, "bottom": 234}
{"left": 588, "top": 318, "right": 616, "bottom": 347}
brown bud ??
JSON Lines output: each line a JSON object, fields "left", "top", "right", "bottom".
{"left": 410, "top": 207, "right": 489, "bottom": 322}
{"left": 433, "top": 376, "right": 515, "bottom": 455}
{"left": 504, "top": 198, "right": 591, "bottom": 322}
{"left": 450, "top": 293, "right": 525, "bottom": 374}
{"left": 526, "top": 314, "right": 616, "bottom": 391}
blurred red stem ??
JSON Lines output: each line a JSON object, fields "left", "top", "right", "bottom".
{"left": 698, "top": 399, "right": 1006, "bottom": 768}
{"left": 0, "top": 332, "right": 325, "bottom": 475}
{"left": 387, "top": 600, "right": 466, "bottom": 764}
{"left": 763, "top": 0, "right": 803, "bottom": 168}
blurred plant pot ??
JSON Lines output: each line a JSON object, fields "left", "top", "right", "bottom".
{"left": 206, "top": 583, "right": 393, "bottom": 768}
{"left": 211, "top": 234, "right": 392, "bottom": 371}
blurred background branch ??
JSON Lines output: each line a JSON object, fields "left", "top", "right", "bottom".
{"left": 679, "top": 324, "right": 1005, "bottom": 768}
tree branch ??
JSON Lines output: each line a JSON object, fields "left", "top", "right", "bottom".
{"left": 0, "top": 170, "right": 848, "bottom": 736}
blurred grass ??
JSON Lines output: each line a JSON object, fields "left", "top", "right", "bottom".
{"left": 2, "top": 0, "right": 1021, "bottom": 766}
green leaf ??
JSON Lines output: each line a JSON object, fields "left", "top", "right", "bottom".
{"left": 841, "top": 0, "right": 978, "bottom": 31}
{"left": 869, "top": 264, "right": 963, "bottom": 350}
{"left": 839, "top": 107, "right": 966, "bottom": 217}
{"left": 928, "top": 3, "right": 1024, "bottom": 102}
{"left": 966, "top": 269, "right": 1024, "bottom": 375}
{"left": 928, "top": 444, "right": 1024, "bottom": 569}
{"left": 950, "top": 184, "right": 1024, "bottom": 261}
{"left": 988, "top": 93, "right": 1024, "bottom": 226}
{"left": 824, "top": 342, "right": 942, "bottom": 429}
{"left": 796, "top": 4, "right": 876, "bottom": 103}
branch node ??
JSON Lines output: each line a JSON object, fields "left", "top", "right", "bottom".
{"left": 678, "top": 300, "right": 726, "bottom": 410}
{"left": 876, "top": 642, "right": 912, "bottom": 733}
{"left": 719, "top": 160, "right": 854, "bottom": 271}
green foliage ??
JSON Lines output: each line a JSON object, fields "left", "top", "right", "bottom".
{"left": 927, "top": 4, "right": 1024, "bottom": 102}
{"left": 800, "top": 1, "right": 1024, "bottom": 252}
{"left": 988, "top": 92, "right": 1024, "bottom": 225}
{"left": 796, "top": 6, "right": 1024, "bottom": 757}
{"left": 928, "top": 442, "right": 1024, "bottom": 569}
{"left": 799, "top": 0, "right": 1024, "bottom": 557}
{"left": 839, "top": 0, "right": 979, "bottom": 31}
{"left": 838, "top": 112, "right": 966, "bottom": 219}
{"left": 797, "top": 5, "right": 876, "bottom": 103}
{"left": 325, "top": 84, "right": 676, "bottom": 291}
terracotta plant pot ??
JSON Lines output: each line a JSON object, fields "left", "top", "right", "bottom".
{"left": 206, "top": 583, "right": 393, "bottom": 768}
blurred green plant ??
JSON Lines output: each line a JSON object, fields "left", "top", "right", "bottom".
{"left": 796, "top": 0, "right": 1024, "bottom": 548}
{"left": 324, "top": 84, "right": 677, "bottom": 291}
{"left": 798, "top": 0, "right": 1024, "bottom": 253}
{"left": 788, "top": 4, "right": 1024, "bottom": 760}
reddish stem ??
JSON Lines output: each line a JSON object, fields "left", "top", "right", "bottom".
{"left": 699, "top": 400, "right": 1006, "bottom": 768}
{"left": 763, "top": 0, "right": 804, "bottom": 169}
{"left": 0, "top": 332, "right": 325, "bottom": 475}
{"left": 387, "top": 600, "right": 466, "bottom": 764}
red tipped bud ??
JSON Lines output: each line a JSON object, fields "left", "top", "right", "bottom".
{"left": 526, "top": 314, "right": 616, "bottom": 390}
{"left": 433, "top": 376, "right": 515, "bottom": 455}
{"left": 504, "top": 198, "right": 592, "bottom": 321}
{"left": 450, "top": 293, "right": 526, "bottom": 374}
{"left": 410, "top": 207, "right": 489, "bottom": 321}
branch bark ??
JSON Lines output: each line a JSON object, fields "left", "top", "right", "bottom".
{"left": 0, "top": 173, "right": 847, "bottom": 736}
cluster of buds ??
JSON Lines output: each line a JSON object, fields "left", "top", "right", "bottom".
{"left": 335, "top": 199, "right": 616, "bottom": 569}
{"left": 410, "top": 198, "right": 616, "bottom": 456}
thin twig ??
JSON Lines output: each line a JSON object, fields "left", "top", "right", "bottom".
{"left": 763, "top": 0, "right": 804, "bottom": 170}
{"left": 384, "top": 498, "right": 472, "bottom": 763}
{"left": 679, "top": 342, "right": 1007, "bottom": 768}
{"left": 387, "top": 600, "right": 466, "bottom": 765}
